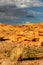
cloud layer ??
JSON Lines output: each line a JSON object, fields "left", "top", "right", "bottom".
{"left": 0, "top": 0, "right": 43, "bottom": 8}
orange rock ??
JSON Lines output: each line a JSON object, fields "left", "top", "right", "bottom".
{"left": 0, "top": 23, "right": 43, "bottom": 65}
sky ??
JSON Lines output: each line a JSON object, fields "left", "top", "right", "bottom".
{"left": 0, "top": 0, "right": 43, "bottom": 24}
{"left": 0, "top": 0, "right": 43, "bottom": 7}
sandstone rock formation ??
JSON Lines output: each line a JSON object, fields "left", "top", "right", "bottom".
{"left": 0, "top": 23, "right": 43, "bottom": 65}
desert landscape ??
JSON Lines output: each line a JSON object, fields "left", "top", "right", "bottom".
{"left": 0, "top": 23, "right": 43, "bottom": 65}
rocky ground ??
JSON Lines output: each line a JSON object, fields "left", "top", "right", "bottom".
{"left": 0, "top": 23, "right": 43, "bottom": 65}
